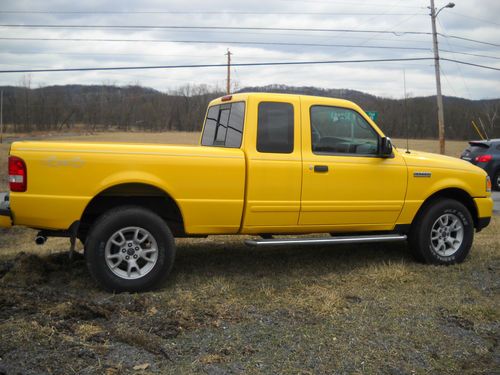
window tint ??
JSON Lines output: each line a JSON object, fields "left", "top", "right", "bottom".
{"left": 469, "top": 145, "right": 489, "bottom": 154}
{"left": 214, "top": 109, "right": 229, "bottom": 145}
{"left": 225, "top": 102, "right": 245, "bottom": 147}
{"left": 257, "top": 102, "right": 294, "bottom": 153}
{"left": 201, "top": 106, "right": 219, "bottom": 146}
{"left": 201, "top": 102, "right": 245, "bottom": 148}
{"left": 310, "top": 106, "right": 379, "bottom": 155}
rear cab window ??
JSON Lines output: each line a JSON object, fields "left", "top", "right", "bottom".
{"left": 256, "top": 102, "right": 294, "bottom": 154}
{"left": 202, "top": 102, "right": 245, "bottom": 148}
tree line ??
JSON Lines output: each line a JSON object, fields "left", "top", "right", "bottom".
{"left": 0, "top": 82, "right": 498, "bottom": 140}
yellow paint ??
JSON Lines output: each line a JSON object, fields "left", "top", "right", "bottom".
{"left": 0, "top": 93, "right": 493, "bottom": 233}
{"left": 0, "top": 215, "right": 11, "bottom": 228}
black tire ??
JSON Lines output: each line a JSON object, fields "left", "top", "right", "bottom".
{"left": 493, "top": 170, "right": 500, "bottom": 191}
{"left": 85, "top": 206, "right": 175, "bottom": 292}
{"left": 408, "top": 199, "right": 474, "bottom": 265}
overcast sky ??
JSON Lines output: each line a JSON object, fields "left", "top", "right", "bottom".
{"left": 0, "top": 0, "right": 499, "bottom": 99}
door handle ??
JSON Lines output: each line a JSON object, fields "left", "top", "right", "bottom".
{"left": 314, "top": 165, "right": 329, "bottom": 173}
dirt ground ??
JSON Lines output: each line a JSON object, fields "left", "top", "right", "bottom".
{"left": 0, "top": 132, "right": 498, "bottom": 374}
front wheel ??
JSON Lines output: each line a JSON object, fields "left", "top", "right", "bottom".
{"left": 85, "top": 206, "right": 176, "bottom": 292}
{"left": 408, "top": 199, "right": 474, "bottom": 265}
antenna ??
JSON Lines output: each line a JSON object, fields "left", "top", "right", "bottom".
{"left": 403, "top": 69, "right": 410, "bottom": 153}
{"left": 225, "top": 49, "right": 232, "bottom": 95}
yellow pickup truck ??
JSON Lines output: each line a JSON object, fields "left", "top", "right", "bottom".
{"left": 0, "top": 93, "right": 493, "bottom": 292}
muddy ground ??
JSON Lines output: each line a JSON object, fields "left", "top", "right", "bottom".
{"left": 0, "top": 221, "right": 499, "bottom": 374}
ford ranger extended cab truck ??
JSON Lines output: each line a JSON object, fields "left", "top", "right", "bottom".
{"left": 0, "top": 93, "right": 493, "bottom": 292}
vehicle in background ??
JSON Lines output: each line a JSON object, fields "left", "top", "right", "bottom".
{"left": 461, "top": 139, "right": 500, "bottom": 191}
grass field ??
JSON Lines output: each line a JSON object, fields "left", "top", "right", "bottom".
{"left": 0, "top": 132, "right": 498, "bottom": 374}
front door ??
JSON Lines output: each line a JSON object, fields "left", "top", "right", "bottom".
{"left": 299, "top": 99, "right": 407, "bottom": 231}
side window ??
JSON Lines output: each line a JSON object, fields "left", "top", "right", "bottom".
{"left": 225, "top": 102, "right": 245, "bottom": 148}
{"left": 201, "top": 105, "right": 219, "bottom": 146}
{"left": 214, "top": 108, "right": 229, "bottom": 145}
{"left": 310, "top": 106, "right": 379, "bottom": 155}
{"left": 257, "top": 102, "right": 294, "bottom": 153}
{"left": 201, "top": 102, "right": 245, "bottom": 148}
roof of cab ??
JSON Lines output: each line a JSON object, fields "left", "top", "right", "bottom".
{"left": 208, "top": 92, "right": 359, "bottom": 110}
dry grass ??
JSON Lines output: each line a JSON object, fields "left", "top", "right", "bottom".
{"left": 0, "top": 131, "right": 498, "bottom": 374}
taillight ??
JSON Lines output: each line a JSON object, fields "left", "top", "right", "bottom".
{"left": 475, "top": 154, "right": 492, "bottom": 163}
{"left": 8, "top": 156, "right": 27, "bottom": 192}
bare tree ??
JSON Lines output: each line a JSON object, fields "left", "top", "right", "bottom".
{"left": 483, "top": 102, "right": 499, "bottom": 134}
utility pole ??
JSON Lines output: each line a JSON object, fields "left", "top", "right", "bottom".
{"left": 225, "top": 49, "right": 232, "bottom": 95}
{"left": 0, "top": 90, "right": 3, "bottom": 144}
{"left": 430, "top": 1, "right": 455, "bottom": 155}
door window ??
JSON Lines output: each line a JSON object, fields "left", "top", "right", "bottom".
{"left": 310, "top": 106, "right": 379, "bottom": 155}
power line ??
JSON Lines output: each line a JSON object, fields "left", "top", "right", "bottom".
{"left": 437, "top": 18, "right": 472, "bottom": 101}
{"left": 2, "top": 24, "right": 496, "bottom": 48}
{"left": 439, "top": 66, "right": 459, "bottom": 97}
{"left": 0, "top": 57, "right": 498, "bottom": 74}
{"left": 3, "top": 37, "right": 497, "bottom": 60}
{"left": 0, "top": 27, "right": 432, "bottom": 44}
{"left": 277, "top": 0, "right": 426, "bottom": 8}
{"left": 0, "top": 57, "right": 436, "bottom": 74}
{"left": 441, "top": 58, "right": 500, "bottom": 72}
{"left": 439, "top": 33, "right": 500, "bottom": 48}
{"left": 0, "top": 24, "right": 432, "bottom": 35}
{"left": 440, "top": 50, "right": 500, "bottom": 61}
{"left": 0, "top": 10, "right": 422, "bottom": 16}
{"left": 334, "top": 13, "right": 421, "bottom": 58}
{"left": 6, "top": 49, "right": 496, "bottom": 61}
{"left": 448, "top": 11, "right": 500, "bottom": 27}
{"left": 2, "top": 38, "right": 496, "bottom": 61}
{"left": 0, "top": 37, "right": 433, "bottom": 51}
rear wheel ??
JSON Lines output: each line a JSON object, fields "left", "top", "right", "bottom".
{"left": 85, "top": 206, "right": 175, "bottom": 292}
{"left": 408, "top": 199, "right": 474, "bottom": 264}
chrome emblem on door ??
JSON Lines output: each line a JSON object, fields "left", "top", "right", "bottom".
{"left": 414, "top": 171, "right": 432, "bottom": 178}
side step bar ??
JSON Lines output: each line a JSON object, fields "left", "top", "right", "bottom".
{"left": 245, "top": 234, "right": 407, "bottom": 247}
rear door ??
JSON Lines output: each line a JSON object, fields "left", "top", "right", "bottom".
{"left": 242, "top": 95, "right": 302, "bottom": 230}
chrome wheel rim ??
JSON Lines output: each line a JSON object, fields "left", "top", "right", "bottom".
{"left": 430, "top": 213, "right": 464, "bottom": 257}
{"left": 105, "top": 226, "right": 158, "bottom": 280}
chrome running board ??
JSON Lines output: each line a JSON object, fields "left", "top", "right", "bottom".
{"left": 245, "top": 234, "right": 407, "bottom": 247}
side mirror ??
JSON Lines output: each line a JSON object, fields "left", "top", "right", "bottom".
{"left": 379, "top": 137, "right": 393, "bottom": 157}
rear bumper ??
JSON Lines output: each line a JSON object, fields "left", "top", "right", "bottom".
{"left": 0, "top": 192, "right": 12, "bottom": 228}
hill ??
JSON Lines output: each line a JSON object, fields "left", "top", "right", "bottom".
{"left": 0, "top": 83, "right": 498, "bottom": 139}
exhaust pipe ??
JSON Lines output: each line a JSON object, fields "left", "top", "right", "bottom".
{"left": 35, "top": 235, "right": 47, "bottom": 245}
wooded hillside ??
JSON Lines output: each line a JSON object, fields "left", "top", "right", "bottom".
{"left": 0, "top": 83, "right": 498, "bottom": 140}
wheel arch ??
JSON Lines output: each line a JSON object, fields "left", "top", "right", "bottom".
{"left": 413, "top": 187, "right": 478, "bottom": 228}
{"left": 79, "top": 182, "right": 185, "bottom": 239}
